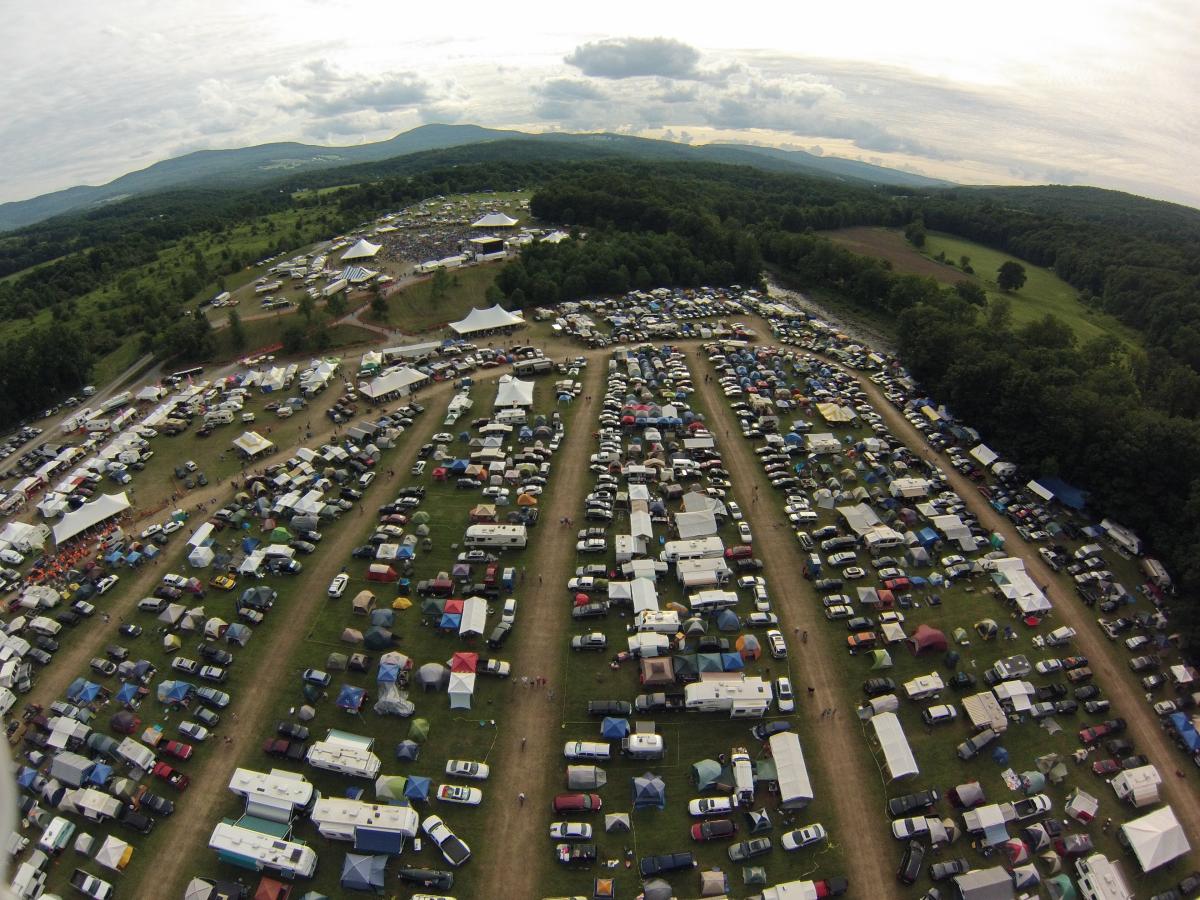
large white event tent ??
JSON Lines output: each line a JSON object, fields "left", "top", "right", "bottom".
{"left": 870, "top": 712, "right": 918, "bottom": 781}
{"left": 359, "top": 367, "right": 429, "bottom": 402}
{"left": 494, "top": 376, "right": 535, "bottom": 408}
{"left": 52, "top": 492, "right": 130, "bottom": 546}
{"left": 1121, "top": 806, "right": 1191, "bottom": 872}
{"left": 470, "top": 213, "right": 518, "bottom": 228}
{"left": 449, "top": 304, "right": 524, "bottom": 336}
{"left": 340, "top": 239, "right": 382, "bottom": 261}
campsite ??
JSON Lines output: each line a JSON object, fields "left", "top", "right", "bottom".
{"left": 1, "top": 191, "right": 1198, "bottom": 900}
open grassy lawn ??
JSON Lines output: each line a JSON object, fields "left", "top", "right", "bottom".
{"left": 824, "top": 227, "right": 1135, "bottom": 347}
{"left": 693, "top": 341, "right": 1184, "bottom": 897}
{"left": 381, "top": 263, "right": 505, "bottom": 335}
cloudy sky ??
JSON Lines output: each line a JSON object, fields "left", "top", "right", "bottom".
{"left": 3, "top": 0, "right": 1197, "bottom": 206}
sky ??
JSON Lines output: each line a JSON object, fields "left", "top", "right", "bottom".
{"left": 2, "top": 0, "right": 1197, "bottom": 207}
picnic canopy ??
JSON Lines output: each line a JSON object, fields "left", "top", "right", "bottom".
{"left": 233, "top": 431, "right": 275, "bottom": 458}
{"left": 340, "top": 852, "right": 386, "bottom": 891}
{"left": 471, "top": 212, "right": 518, "bottom": 228}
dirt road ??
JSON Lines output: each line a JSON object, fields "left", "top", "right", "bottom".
{"left": 686, "top": 347, "right": 898, "bottom": 898}
{"left": 149, "top": 377, "right": 467, "bottom": 900}
{"left": 472, "top": 361, "right": 606, "bottom": 899}
{"left": 850, "top": 369, "right": 1200, "bottom": 868}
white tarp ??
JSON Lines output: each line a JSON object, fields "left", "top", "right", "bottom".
{"left": 52, "top": 492, "right": 130, "bottom": 545}
{"left": 449, "top": 304, "right": 524, "bottom": 335}
{"left": 675, "top": 510, "right": 718, "bottom": 539}
{"left": 769, "top": 731, "right": 814, "bottom": 809}
{"left": 871, "top": 711, "right": 918, "bottom": 780}
{"left": 187, "top": 522, "right": 214, "bottom": 548}
{"left": 1121, "top": 806, "right": 1191, "bottom": 871}
{"left": 494, "top": 376, "right": 535, "bottom": 408}
{"left": 970, "top": 444, "right": 999, "bottom": 466}
{"left": 340, "top": 238, "right": 381, "bottom": 261}
{"left": 1027, "top": 480, "right": 1055, "bottom": 502}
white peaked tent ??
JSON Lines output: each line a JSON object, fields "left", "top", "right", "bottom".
{"left": 471, "top": 212, "right": 518, "bottom": 228}
{"left": 340, "top": 239, "right": 382, "bottom": 261}
{"left": 360, "top": 367, "right": 428, "bottom": 401}
{"left": 449, "top": 304, "right": 524, "bottom": 336}
{"left": 541, "top": 230, "right": 570, "bottom": 243}
{"left": 53, "top": 492, "right": 130, "bottom": 545}
{"left": 494, "top": 376, "right": 535, "bottom": 408}
{"left": 233, "top": 431, "right": 274, "bottom": 458}
{"left": 871, "top": 712, "right": 918, "bottom": 781}
{"left": 1121, "top": 806, "right": 1191, "bottom": 871}
{"left": 458, "top": 597, "right": 487, "bottom": 637}
{"left": 448, "top": 672, "right": 476, "bottom": 709}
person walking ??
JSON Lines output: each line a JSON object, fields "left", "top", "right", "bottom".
{"left": 518, "top": 792, "right": 526, "bottom": 807}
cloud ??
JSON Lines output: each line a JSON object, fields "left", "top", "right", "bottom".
{"left": 532, "top": 77, "right": 608, "bottom": 120}
{"left": 271, "top": 59, "right": 429, "bottom": 116}
{"left": 565, "top": 37, "right": 701, "bottom": 80}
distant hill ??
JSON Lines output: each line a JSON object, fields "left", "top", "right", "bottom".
{"left": 0, "top": 124, "right": 951, "bottom": 232}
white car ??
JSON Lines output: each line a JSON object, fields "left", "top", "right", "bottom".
{"left": 327, "top": 574, "right": 349, "bottom": 598}
{"left": 892, "top": 816, "right": 932, "bottom": 840}
{"left": 922, "top": 704, "right": 958, "bottom": 725}
{"left": 500, "top": 598, "right": 517, "bottom": 625}
{"left": 576, "top": 538, "right": 607, "bottom": 553}
{"left": 746, "top": 612, "right": 779, "bottom": 627}
{"left": 95, "top": 575, "right": 119, "bottom": 594}
{"left": 776, "top": 677, "right": 795, "bottom": 713}
{"left": 781, "top": 823, "right": 827, "bottom": 850}
{"left": 162, "top": 520, "right": 184, "bottom": 535}
{"left": 1035, "top": 659, "right": 1063, "bottom": 676}
{"left": 738, "top": 522, "right": 753, "bottom": 544}
{"left": 727, "top": 501, "right": 743, "bottom": 521}
{"left": 445, "top": 760, "right": 490, "bottom": 780}
{"left": 940, "top": 555, "right": 966, "bottom": 568}
{"left": 766, "top": 630, "right": 787, "bottom": 659}
{"left": 688, "top": 796, "right": 736, "bottom": 817}
{"left": 549, "top": 822, "right": 593, "bottom": 840}
{"left": 842, "top": 566, "right": 867, "bottom": 580}
{"left": 179, "top": 722, "right": 209, "bottom": 742}
{"left": 161, "top": 574, "right": 188, "bottom": 589}
{"left": 140, "top": 524, "right": 164, "bottom": 540}
{"left": 828, "top": 551, "right": 857, "bottom": 567}
{"left": 437, "top": 784, "right": 483, "bottom": 806}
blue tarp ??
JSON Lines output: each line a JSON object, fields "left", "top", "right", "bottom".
{"left": 354, "top": 827, "right": 404, "bottom": 855}
{"left": 916, "top": 527, "right": 939, "bottom": 548}
{"left": 86, "top": 763, "right": 113, "bottom": 786}
{"left": 337, "top": 685, "right": 367, "bottom": 713}
{"left": 67, "top": 679, "right": 101, "bottom": 703}
{"left": 1038, "top": 476, "right": 1088, "bottom": 510}
{"left": 404, "top": 775, "right": 430, "bottom": 801}
{"left": 377, "top": 663, "right": 400, "bottom": 683}
{"left": 600, "top": 717, "right": 630, "bottom": 739}
{"left": 16, "top": 768, "right": 38, "bottom": 789}
{"left": 1169, "top": 712, "right": 1200, "bottom": 751}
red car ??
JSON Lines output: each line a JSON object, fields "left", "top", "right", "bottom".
{"left": 724, "top": 546, "right": 754, "bottom": 560}
{"left": 1092, "top": 759, "right": 1120, "bottom": 776}
{"left": 884, "top": 577, "right": 911, "bottom": 591}
{"left": 691, "top": 819, "right": 737, "bottom": 842}
{"left": 553, "top": 793, "right": 602, "bottom": 814}
{"left": 151, "top": 761, "right": 191, "bottom": 791}
{"left": 162, "top": 740, "right": 193, "bottom": 760}
{"left": 1079, "top": 724, "right": 1112, "bottom": 745}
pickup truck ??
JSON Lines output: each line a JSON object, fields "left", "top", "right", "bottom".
{"left": 70, "top": 869, "right": 114, "bottom": 899}
{"left": 151, "top": 761, "right": 191, "bottom": 791}
{"left": 635, "top": 692, "right": 686, "bottom": 713}
{"left": 639, "top": 851, "right": 695, "bottom": 876}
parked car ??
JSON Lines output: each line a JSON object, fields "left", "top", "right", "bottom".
{"left": 781, "top": 824, "right": 827, "bottom": 850}
{"left": 728, "top": 837, "right": 772, "bottom": 861}
{"left": 691, "top": 819, "right": 737, "bottom": 842}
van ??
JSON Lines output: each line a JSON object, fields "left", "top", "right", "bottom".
{"left": 792, "top": 510, "right": 818, "bottom": 524}
{"left": 956, "top": 728, "right": 996, "bottom": 760}
{"left": 137, "top": 598, "right": 166, "bottom": 613}
{"left": 564, "top": 741, "right": 611, "bottom": 762}
{"left": 731, "top": 748, "right": 755, "bottom": 806}
{"left": 37, "top": 816, "right": 75, "bottom": 854}
{"left": 621, "top": 734, "right": 665, "bottom": 760}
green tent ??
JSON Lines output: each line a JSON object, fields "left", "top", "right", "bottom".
{"left": 1046, "top": 874, "right": 1075, "bottom": 900}
{"left": 408, "top": 718, "right": 430, "bottom": 743}
{"left": 410, "top": 511, "right": 431, "bottom": 524}
{"left": 270, "top": 526, "right": 291, "bottom": 542}
{"left": 952, "top": 627, "right": 969, "bottom": 644}
{"left": 696, "top": 652, "right": 723, "bottom": 673}
{"left": 691, "top": 759, "right": 722, "bottom": 790}
{"left": 302, "top": 683, "right": 322, "bottom": 703}
{"left": 869, "top": 649, "right": 893, "bottom": 670}
{"left": 421, "top": 597, "right": 446, "bottom": 616}
{"left": 326, "top": 652, "right": 348, "bottom": 671}
{"left": 672, "top": 654, "right": 698, "bottom": 679}
{"left": 375, "top": 775, "right": 406, "bottom": 800}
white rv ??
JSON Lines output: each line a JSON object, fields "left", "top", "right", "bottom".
{"left": 463, "top": 524, "right": 527, "bottom": 549}
{"left": 208, "top": 822, "right": 317, "bottom": 879}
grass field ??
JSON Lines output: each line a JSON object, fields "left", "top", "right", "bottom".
{"left": 383, "top": 263, "right": 505, "bottom": 335}
{"left": 825, "top": 227, "right": 1135, "bottom": 346}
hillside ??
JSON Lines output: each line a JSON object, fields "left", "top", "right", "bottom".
{"left": 0, "top": 124, "right": 951, "bottom": 232}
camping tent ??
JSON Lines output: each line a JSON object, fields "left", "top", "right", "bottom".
{"left": 691, "top": 759, "right": 723, "bottom": 791}
{"left": 339, "top": 852, "right": 386, "bottom": 891}
{"left": 632, "top": 772, "right": 666, "bottom": 810}
{"left": 871, "top": 712, "right": 918, "bottom": 780}
{"left": 907, "top": 624, "right": 948, "bottom": 655}
{"left": 95, "top": 835, "right": 133, "bottom": 872}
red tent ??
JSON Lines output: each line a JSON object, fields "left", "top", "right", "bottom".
{"left": 450, "top": 652, "right": 478, "bottom": 673}
{"left": 907, "top": 623, "right": 948, "bottom": 655}
{"left": 443, "top": 598, "right": 464, "bottom": 615}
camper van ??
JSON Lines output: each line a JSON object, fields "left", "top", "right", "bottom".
{"left": 204, "top": 409, "right": 234, "bottom": 426}
{"left": 731, "top": 748, "right": 755, "bottom": 806}
{"left": 463, "top": 524, "right": 528, "bottom": 550}
{"left": 513, "top": 357, "right": 554, "bottom": 376}
{"left": 621, "top": 733, "right": 665, "bottom": 760}
{"left": 37, "top": 816, "right": 76, "bottom": 854}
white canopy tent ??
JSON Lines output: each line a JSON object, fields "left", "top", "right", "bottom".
{"left": 449, "top": 304, "right": 524, "bottom": 336}
{"left": 471, "top": 213, "right": 518, "bottom": 228}
{"left": 992, "top": 558, "right": 1051, "bottom": 614}
{"left": 870, "top": 712, "right": 918, "bottom": 780}
{"left": 52, "top": 492, "right": 130, "bottom": 546}
{"left": 675, "top": 510, "right": 718, "bottom": 539}
{"left": 770, "top": 731, "right": 814, "bottom": 809}
{"left": 340, "top": 238, "right": 381, "bottom": 261}
{"left": 970, "top": 444, "right": 999, "bottom": 466}
{"left": 360, "top": 367, "right": 428, "bottom": 402}
{"left": 458, "top": 597, "right": 487, "bottom": 637}
{"left": 233, "top": 431, "right": 274, "bottom": 458}
{"left": 494, "top": 376, "right": 535, "bottom": 408}
{"left": 447, "top": 672, "right": 476, "bottom": 709}
{"left": 1121, "top": 806, "right": 1191, "bottom": 871}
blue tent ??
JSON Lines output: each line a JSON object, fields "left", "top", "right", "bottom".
{"left": 1039, "top": 476, "right": 1088, "bottom": 510}
{"left": 16, "top": 768, "right": 38, "bottom": 789}
{"left": 394, "top": 740, "right": 420, "bottom": 761}
{"left": 162, "top": 681, "right": 194, "bottom": 704}
{"left": 85, "top": 763, "right": 113, "bottom": 786}
{"left": 404, "top": 775, "right": 431, "bottom": 802}
{"left": 632, "top": 772, "right": 666, "bottom": 811}
{"left": 991, "top": 746, "right": 1010, "bottom": 765}
{"left": 916, "top": 527, "right": 939, "bottom": 548}
{"left": 396, "top": 546, "right": 414, "bottom": 560}
{"left": 1169, "top": 712, "right": 1200, "bottom": 752}
{"left": 241, "top": 537, "right": 259, "bottom": 553}
{"left": 721, "top": 652, "right": 745, "bottom": 671}
{"left": 715, "top": 609, "right": 740, "bottom": 632}
{"left": 105, "top": 551, "right": 123, "bottom": 565}
{"left": 600, "top": 717, "right": 630, "bottom": 739}
{"left": 377, "top": 663, "right": 401, "bottom": 684}
{"left": 337, "top": 685, "right": 366, "bottom": 713}
{"left": 67, "top": 679, "right": 100, "bottom": 703}
{"left": 438, "top": 613, "right": 461, "bottom": 630}
{"left": 340, "top": 853, "right": 386, "bottom": 892}
{"left": 114, "top": 683, "right": 138, "bottom": 705}
{"left": 448, "top": 459, "right": 469, "bottom": 473}
{"left": 369, "top": 609, "right": 394, "bottom": 628}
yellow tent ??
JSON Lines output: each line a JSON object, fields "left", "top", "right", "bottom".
{"left": 392, "top": 597, "right": 412, "bottom": 610}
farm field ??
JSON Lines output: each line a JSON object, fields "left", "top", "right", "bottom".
{"left": 824, "top": 227, "right": 1135, "bottom": 345}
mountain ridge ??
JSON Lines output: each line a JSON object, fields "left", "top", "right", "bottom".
{"left": 0, "top": 123, "right": 952, "bottom": 232}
